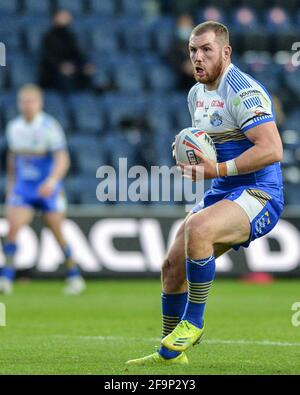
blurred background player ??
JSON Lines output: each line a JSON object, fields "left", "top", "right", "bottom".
{"left": 0, "top": 84, "right": 86, "bottom": 295}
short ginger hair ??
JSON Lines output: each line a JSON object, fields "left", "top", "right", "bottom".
{"left": 191, "top": 21, "right": 230, "bottom": 45}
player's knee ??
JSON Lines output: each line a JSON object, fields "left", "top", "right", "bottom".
{"left": 185, "top": 215, "right": 214, "bottom": 253}
{"left": 162, "top": 256, "right": 185, "bottom": 292}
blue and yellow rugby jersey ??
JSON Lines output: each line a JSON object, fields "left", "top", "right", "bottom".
{"left": 187, "top": 63, "right": 283, "bottom": 198}
{"left": 6, "top": 111, "right": 67, "bottom": 197}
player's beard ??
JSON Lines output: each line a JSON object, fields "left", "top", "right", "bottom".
{"left": 193, "top": 53, "right": 224, "bottom": 86}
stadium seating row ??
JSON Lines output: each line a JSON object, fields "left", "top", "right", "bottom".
{"left": 1, "top": 78, "right": 300, "bottom": 133}
{"left": 1, "top": 14, "right": 299, "bottom": 57}
{"left": 0, "top": 0, "right": 149, "bottom": 17}
{"left": 2, "top": 0, "right": 300, "bottom": 24}
{"left": 1, "top": 50, "right": 300, "bottom": 95}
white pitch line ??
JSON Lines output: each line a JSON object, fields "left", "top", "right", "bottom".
{"left": 52, "top": 335, "right": 300, "bottom": 348}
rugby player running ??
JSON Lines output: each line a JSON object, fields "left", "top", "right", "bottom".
{"left": 126, "top": 21, "right": 283, "bottom": 365}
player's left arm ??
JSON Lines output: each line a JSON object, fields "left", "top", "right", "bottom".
{"left": 232, "top": 121, "right": 283, "bottom": 174}
{"left": 180, "top": 121, "right": 283, "bottom": 180}
{"left": 46, "top": 149, "right": 70, "bottom": 183}
{"left": 183, "top": 82, "right": 283, "bottom": 179}
{"left": 38, "top": 149, "right": 70, "bottom": 198}
{"left": 38, "top": 119, "right": 70, "bottom": 198}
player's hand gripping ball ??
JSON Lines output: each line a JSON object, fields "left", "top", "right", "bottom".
{"left": 174, "top": 127, "right": 218, "bottom": 181}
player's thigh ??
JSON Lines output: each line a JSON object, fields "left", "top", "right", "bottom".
{"left": 165, "top": 212, "right": 233, "bottom": 267}
{"left": 186, "top": 199, "right": 251, "bottom": 247}
{"left": 5, "top": 205, "right": 34, "bottom": 239}
{"left": 42, "top": 210, "right": 67, "bottom": 244}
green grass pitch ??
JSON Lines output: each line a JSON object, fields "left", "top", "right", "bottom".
{"left": 0, "top": 279, "right": 300, "bottom": 375}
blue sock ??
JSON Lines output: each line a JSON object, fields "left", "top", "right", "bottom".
{"left": 181, "top": 256, "right": 216, "bottom": 329}
{"left": 62, "top": 245, "right": 72, "bottom": 260}
{"left": 66, "top": 267, "right": 80, "bottom": 278}
{"left": 1, "top": 266, "right": 15, "bottom": 281}
{"left": 2, "top": 242, "right": 17, "bottom": 280}
{"left": 62, "top": 245, "right": 79, "bottom": 275}
{"left": 159, "top": 292, "right": 187, "bottom": 359}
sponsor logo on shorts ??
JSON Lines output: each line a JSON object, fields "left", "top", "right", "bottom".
{"left": 254, "top": 211, "right": 270, "bottom": 237}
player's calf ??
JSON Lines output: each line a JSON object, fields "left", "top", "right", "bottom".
{"left": 161, "top": 256, "right": 186, "bottom": 294}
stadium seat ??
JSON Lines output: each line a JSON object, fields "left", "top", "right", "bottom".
{"left": 282, "top": 111, "right": 300, "bottom": 134}
{"left": 89, "top": 0, "right": 116, "bottom": 16}
{"left": 0, "top": 16, "right": 21, "bottom": 51}
{"left": 68, "top": 93, "right": 105, "bottom": 132}
{"left": 246, "top": 60, "right": 282, "bottom": 94}
{"left": 89, "top": 24, "right": 119, "bottom": 54}
{"left": 0, "top": 66, "right": 7, "bottom": 89}
{"left": 0, "top": 0, "right": 18, "bottom": 16}
{"left": 281, "top": 129, "right": 300, "bottom": 150}
{"left": 197, "top": 5, "right": 227, "bottom": 24}
{"left": 283, "top": 68, "right": 300, "bottom": 101}
{"left": 241, "top": 31, "right": 270, "bottom": 53}
{"left": 66, "top": 173, "right": 100, "bottom": 204}
{"left": 24, "top": 22, "right": 51, "bottom": 53}
{"left": 55, "top": 0, "right": 84, "bottom": 15}
{"left": 150, "top": 16, "right": 175, "bottom": 55}
{"left": 88, "top": 53, "right": 112, "bottom": 91}
{"left": 146, "top": 110, "right": 173, "bottom": 135}
{"left": 44, "top": 91, "right": 71, "bottom": 131}
{"left": 1, "top": 92, "right": 18, "bottom": 124}
{"left": 104, "top": 94, "right": 147, "bottom": 128}
{"left": 103, "top": 129, "right": 144, "bottom": 169}
{"left": 9, "top": 53, "right": 37, "bottom": 89}
{"left": 238, "top": 0, "right": 271, "bottom": 10}
{"left": 120, "top": 0, "right": 147, "bottom": 16}
{"left": 272, "top": 30, "right": 300, "bottom": 53}
{"left": 281, "top": 0, "right": 299, "bottom": 12}
{"left": 265, "top": 6, "right": 293, "bottom": 33}
{"left": 23, "top": 0, "right": 51, "bottom": 16}
{"left": 231, "top": 6, "right": 259, "bottom": 32}
{"left": 146, "top": 95, "right": 173, "bottom": 131}
{"left": 170, "top": 94, "right": 191, "bottom": 130}
{"left": 152, "top": 128, "right": 176, "bottom": 167}
{"left": 113, "top": 61, "right": 145, "bottom": 93}
{"left": 118, "top": 18, "right": 152, "bottom": 52}
{"left": 146, "top": 63, "right": 177, "bottom": 92}
{"left": 281, "top": 148, "right": 296, "bottom": 167}
{"left": 284, "top": 181, "right": 300, "bottom": 205}
{"left": 68, "top": 135, "right": 106, "bottom": 174}
{"left": 63, "top": 176, "right": 79, "bottom": 204}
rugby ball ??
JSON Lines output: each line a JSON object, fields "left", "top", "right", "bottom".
{"left": 174, "top": 127, "right": 217, "bottom": 165}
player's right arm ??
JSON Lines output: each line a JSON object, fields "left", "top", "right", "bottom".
{"left": 187, "top": 84, "right": 198, "bottom": 127}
